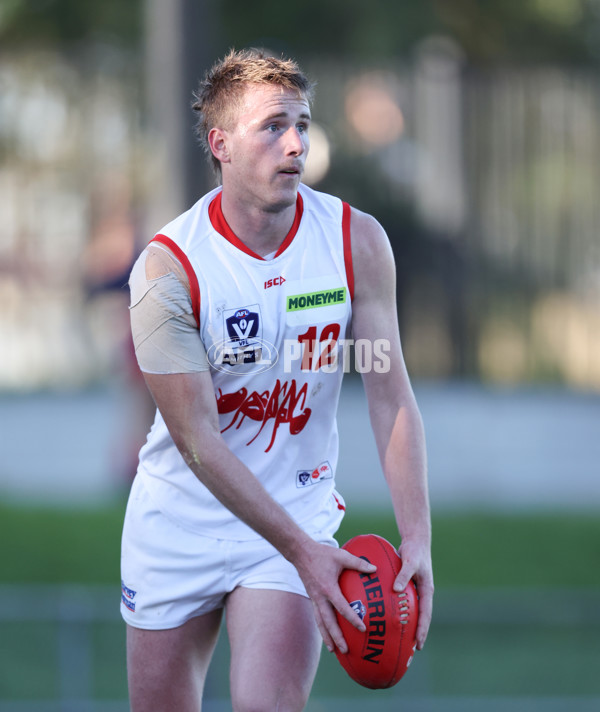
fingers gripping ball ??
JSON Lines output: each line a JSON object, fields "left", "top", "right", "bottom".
{"left": 335, "top": 534, "right": 418, "bottom": 689}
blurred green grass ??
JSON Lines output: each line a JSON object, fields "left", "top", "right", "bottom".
{"left": 0, "top": 501, "right": 599, "bottom": 703}
{"left": 1, "top": 499, "right": 599, "bottom": 587}
{"left": 341, "top": 509, "right": 600, "bottom": 588}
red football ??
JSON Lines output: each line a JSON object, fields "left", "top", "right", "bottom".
{"left": 334, "top": 534, "right": 418, "bottom": 689}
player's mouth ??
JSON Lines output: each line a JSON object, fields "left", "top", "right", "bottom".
{"left": 277, "top": 165, "right": 302, "bottom": 177}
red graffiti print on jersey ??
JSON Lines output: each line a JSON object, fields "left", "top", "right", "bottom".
{"left": 216, "top": 379, "right": 312, "bottom": 452}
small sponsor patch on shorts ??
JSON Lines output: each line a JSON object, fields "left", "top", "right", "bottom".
{"left": 121, "top": 580, "right": 137, "bottom": 612}
{"left": 296, "top": 461, "right": 333, "bottom": 487}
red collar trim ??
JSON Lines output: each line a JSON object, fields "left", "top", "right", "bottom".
{"left": 208, "top": 191, "right": 304, "bottom": 260}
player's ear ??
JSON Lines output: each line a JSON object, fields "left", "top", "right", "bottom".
{"left": 208, "top": 128, "right": 230, "bottom": 164}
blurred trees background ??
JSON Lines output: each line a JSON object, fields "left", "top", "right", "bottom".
{"left": 1, "top": 0, "right": 600, "bottom": 388}
{"left": 4, "top": 0, "right": 600, "bottom": 63}
{"left": 2, "top": 8, "right": 598, "bottom": 707}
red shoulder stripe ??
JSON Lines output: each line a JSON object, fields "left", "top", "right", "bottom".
{"left": 150, "top": 235, "right": 201, "bottom": 329}
{"left": 342, "top": 201, "right": 354, "bottom": 302}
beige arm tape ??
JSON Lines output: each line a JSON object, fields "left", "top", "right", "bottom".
{"left": 129, "top": 244, "right": 210, "bottom": 374}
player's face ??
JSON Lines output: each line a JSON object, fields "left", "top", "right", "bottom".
{"left": 223, "top": 83, "right": 311, "bottom": 211}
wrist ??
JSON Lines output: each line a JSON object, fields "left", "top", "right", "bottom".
{"left": 279, "top": 530, "right": 317, "bottom": 570}
{"left": 398, "top": 526, "right": 431, "bottom": 550}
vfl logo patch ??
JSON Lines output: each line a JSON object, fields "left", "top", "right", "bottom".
{"left": 121, "top": 580, "right": 137, "bottom": 613}
{"left": 296, "top": 461, "right": 332, "bottom": 487}
{"left": 350, "top": 599, "right": 367, "bottom": 622}
{"left": 226, "top": 308, "right": 259, "bottom": 344}
{"left": 208, "top": 304, "right": 278, "bottom": 374}
{"left": 286, "top": 288, "right": 347, "bottom": 312}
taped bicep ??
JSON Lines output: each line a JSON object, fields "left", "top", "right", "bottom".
{"left": 129, "top": 246, "right": 209, "bottom": 374}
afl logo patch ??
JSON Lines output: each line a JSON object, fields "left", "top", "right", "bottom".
{"left": 209, "top": 304, "right": 278, "bottom": 374}
{"left": 226, "top": 309, "right": 259, "bottom": 343}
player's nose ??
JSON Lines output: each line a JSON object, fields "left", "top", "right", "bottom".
{"left": 284, "top": 127, "right": 305, "bottom": 156}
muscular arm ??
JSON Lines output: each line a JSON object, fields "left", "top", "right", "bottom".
{"left": 129, "top": 244, "right": 326, "bottom": 566}
{"left": 350, "top": 208, "right": 434, "bottom": 649}
{"left": 142, "top": 370, "right": 323, "bottom": 562}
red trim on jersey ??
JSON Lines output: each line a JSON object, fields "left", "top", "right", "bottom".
{"left": 342, "top": 201, "right": 354, "bottom": 301}
{"left": 333, "top": 493, "right": 346, "bottom": 511}
{"left": 275, "top": 192, "right": 303, "bottom": 257}
{"left": 208, "top": 190, "right": 304, "bottom": 260}
{"left": 151, "top": 235, "right": 201, "bottom": 329}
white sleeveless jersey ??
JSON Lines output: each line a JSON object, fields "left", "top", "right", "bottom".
{"left": 136, "top": 183, "right": 354, "bottom": 540}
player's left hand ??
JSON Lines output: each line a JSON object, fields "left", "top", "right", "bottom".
{"left": 392, "top": 538, "right": 434, "bottom": 650}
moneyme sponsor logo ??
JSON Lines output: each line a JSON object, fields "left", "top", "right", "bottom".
{"left": 286, "top": 288, "right": 347, "bottom": 312}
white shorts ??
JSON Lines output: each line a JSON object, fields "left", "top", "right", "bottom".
{"left": 120, "top": 476, "right": 340, "bottom": 630}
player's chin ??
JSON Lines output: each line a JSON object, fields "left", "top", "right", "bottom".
{"left": 268, "top": 178, "right": 301, "bottom": 210}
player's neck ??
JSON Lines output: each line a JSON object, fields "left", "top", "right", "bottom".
{"left": 219, "top": 190, "right": 297, "bottom": 258}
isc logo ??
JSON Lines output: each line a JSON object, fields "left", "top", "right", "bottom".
{"left": 264, "top": 276, "right": 286, "bottom": 289}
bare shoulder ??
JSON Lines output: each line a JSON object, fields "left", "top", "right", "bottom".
{"left": 350, "top": 207, "right": 390, "bottom": 254}
{"left": 349, "top": 206, "right": 395, "bottom": 300}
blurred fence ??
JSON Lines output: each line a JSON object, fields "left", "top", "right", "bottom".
{"left": 1, "top": 42, "right": 600, "bottom": 390}
{"left": 1, "top": 583, "right": 599, "bottom": 711}
{"left": 2, "top": 379, "right": 599, "bottom": 509}
{"left": 308, "top": 44, "right": 600, "bottom": 386}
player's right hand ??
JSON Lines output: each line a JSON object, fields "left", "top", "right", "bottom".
{"left": 291, "top": 541, "right": 377, "bottom": 654}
